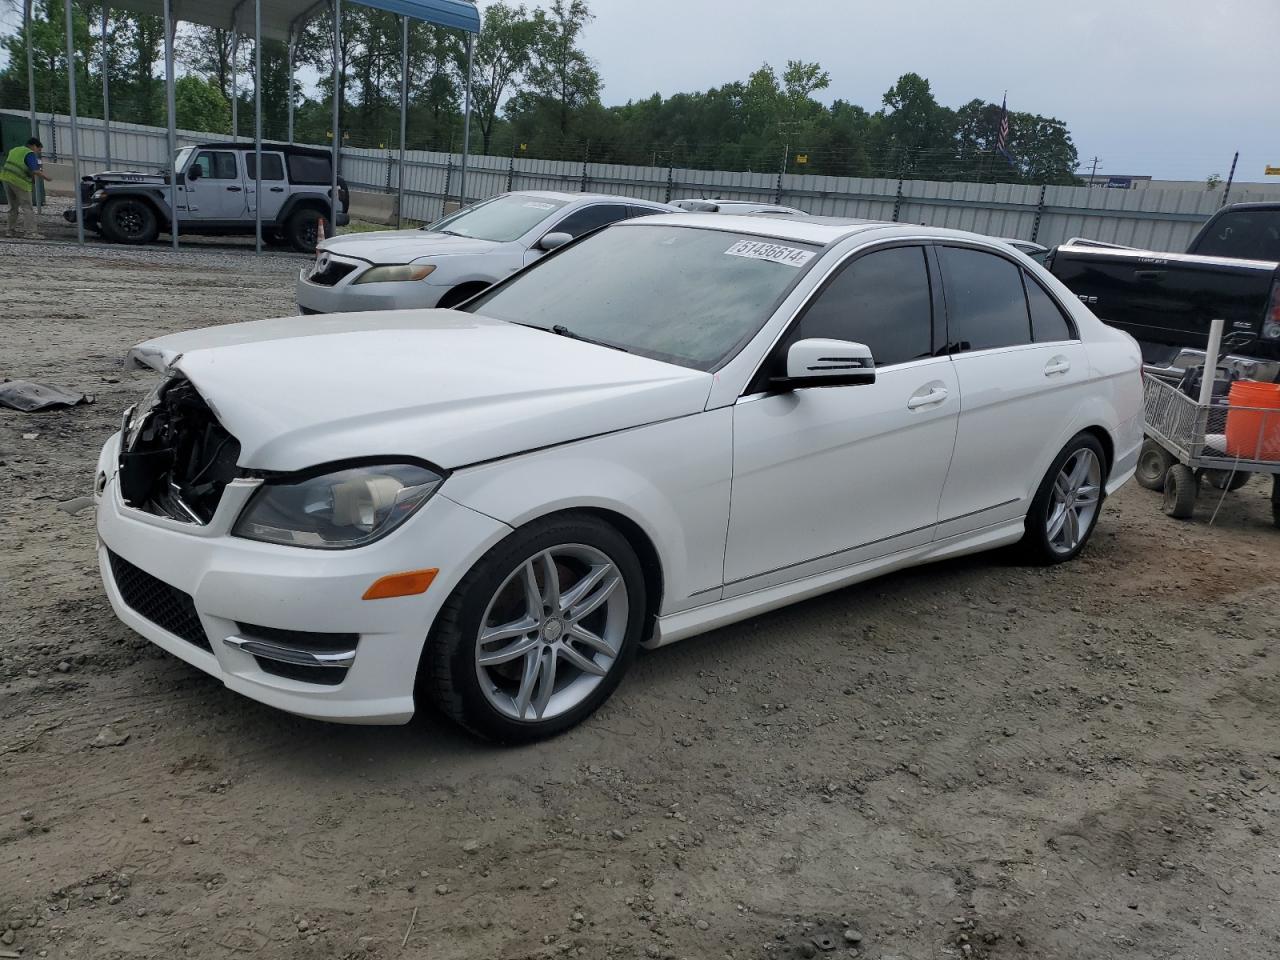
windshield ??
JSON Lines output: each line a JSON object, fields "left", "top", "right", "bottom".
{"left": 1191, "top": 210, "right": 1280, "bottom": 262}
{"left": 174, "top": 147, "right": 193, "bottom": 172}
{"left": 464, "top": 225, "right": 820, "bottom": 371}
{"left": 423, "top": 194, "right": 568, "bottom": 243}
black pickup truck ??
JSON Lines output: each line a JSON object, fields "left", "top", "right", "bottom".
{"left": 1048, "top": 202, "right": 1280, "bottom": 382}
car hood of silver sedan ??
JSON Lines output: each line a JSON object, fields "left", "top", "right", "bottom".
{"left": 316, "top": 230, "right": 501, "bottom": 265}
{"left": 125, "top": 310, "right": 712, "bottom": 472}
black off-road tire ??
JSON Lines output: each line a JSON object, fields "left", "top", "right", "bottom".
{"left": 1162, "top": 464, "right": 1198, "bottom": 519}
{"left": 1203, "top": 469, "right": 1251, "bottom": 493}
{"left": 421, "top": 512, "right": 647, "bottom": 743}
{"left": 1021, "top": 432, "right": 1109, "bottom": 565}
{"left": 1136, "top": 439, "right": 1174, "bottom": 491}
{"left": 285, "top": 208, "right": 322, "bottom": 253}
{"left": 101, "top": 197, "right": 159, "bottom": 244}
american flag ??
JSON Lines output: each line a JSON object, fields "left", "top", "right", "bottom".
{"left": 995, "top": 95, "right": 1013, "bottom": 164}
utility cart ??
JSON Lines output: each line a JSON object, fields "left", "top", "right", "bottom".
{"left": 1136, "top": 318, "right": 1280, "bottom": 527}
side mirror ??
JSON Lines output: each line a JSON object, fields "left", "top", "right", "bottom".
{"left": 186, "top": 165, "right": 202, "bottom": 181}
{"left": 772, "top": 338, "right": 876, "bottom": 389}
{"left": 538, "top": 232, "right": 572, "bottom": 252}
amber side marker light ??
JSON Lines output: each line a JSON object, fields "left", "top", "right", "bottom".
{"left": 363, "top": 569, "right": 439, "bottom": 601}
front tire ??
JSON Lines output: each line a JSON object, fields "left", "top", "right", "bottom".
{"left": 422, "top": 513, "right": 647, "bottom": 743}
{"left": 1022, "top": 433, "right": 1107, "bottom": 564}
{"left": 101, "top": 198, "right": 158, "bottom": 244}
{"left": 1136, "top": 439, "right": 1174, "bottom": 491}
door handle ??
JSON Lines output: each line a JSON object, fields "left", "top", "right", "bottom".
{"left": 1135, "top": 269, "right": 1165, "bottom": 281}
{"left": 226, "top": 186, "right": 242, "bottom": 192}
{"left": 1044, "top": 357, "right": 1072, "bottom": 376}
{"left": 907, "top": 386, "right": 948, "bottom": 410}
{"left": 269, "top": 186, "right": 284, "bottom": 193}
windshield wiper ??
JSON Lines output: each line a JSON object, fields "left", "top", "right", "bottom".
{"left": 551, "top": 324, "right": 629, "bottom": 353}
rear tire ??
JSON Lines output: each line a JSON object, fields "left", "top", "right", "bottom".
{"left": 1022, "top": 432, "right": 1107, "bottom": 565}
{"left": 100, "top": 197, "right": 158, "bottom": 244}
{"left": 422, "top": 513, "right": 647, "bottom": 743}
{"left": 1136, "top": 439, "right": 1174, "bottom": 491}
{"left": 1162, "top": 464, "right": 1198, "bottom": 519}
{"left": 285, "top": 208, "right": 322, "bottom": 253}
{"left": 1203, "top": 469, "right": 1251, "bottom": 492}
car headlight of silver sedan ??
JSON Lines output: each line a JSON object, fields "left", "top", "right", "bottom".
{"left": 233, "top": 463, "right": 444, "bottom": 549}
{"left": 353, "top": 264, "right": 436, "bottom": 284}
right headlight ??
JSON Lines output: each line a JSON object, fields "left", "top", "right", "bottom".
{"left": 354, "top": 264, "right": 436, "bottom": 284}
{"left": 233, "top": 462, "right": 444, "bottom": 549}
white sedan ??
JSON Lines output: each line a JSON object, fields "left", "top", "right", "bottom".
{"left": 96, "top": 215, "right": 1142, "bottom": 742}
{"left": 296, "top": 190, "right": 678, "bottom": 314}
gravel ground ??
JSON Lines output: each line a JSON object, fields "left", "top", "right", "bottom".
{"left": 3, "top": 239, "right": 1280, "bottom": 960}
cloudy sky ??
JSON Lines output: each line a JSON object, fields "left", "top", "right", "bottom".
{"left": 526, "top": 0, "right": 1277, "bottom": 184}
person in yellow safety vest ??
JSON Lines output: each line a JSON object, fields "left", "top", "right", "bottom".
{"left": 2, "top": 137, "right": 52, "bottom": 240}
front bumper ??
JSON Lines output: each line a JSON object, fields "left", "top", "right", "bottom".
{"left": 295, "top": 263, "right": 447, "bottom": 314}
{"left": 94, "top": 432, "right": 511, "bottom": 724}
{"left": 64, "top": 201, "right": 102, "bottom": 226}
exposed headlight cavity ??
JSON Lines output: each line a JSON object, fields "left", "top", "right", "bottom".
{"left": 354, "top": 264, "right": 436, "bottom": 284}
{"left": 233, "top": 463, "right": 443, "bottom": 549}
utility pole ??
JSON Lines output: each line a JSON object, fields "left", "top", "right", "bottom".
{"left": 1221, "top": 150, "right": 1239, "bottom": 207}
{"left": 1087, "top": 156, "right": 1100, "bottom": 186}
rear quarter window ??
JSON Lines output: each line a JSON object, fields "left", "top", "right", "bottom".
{"left": 287, "top": 154, "right": 332, "bottom": 185}
{"left": 1191, "top": 210, "right": 1280, "bottom": 261}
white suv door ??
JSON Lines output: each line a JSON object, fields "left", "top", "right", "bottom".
{"left": 933, "top": 244, "right": 1090, "bottom": 540}
{"left": 184, "top": 149, "right": 245, "bottom": 221}
{"left": 724, "top": 244, "right": 961, "bottom": 594}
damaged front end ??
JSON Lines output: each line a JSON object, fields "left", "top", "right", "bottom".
{"left": 118, "top": 375, "right": 242, "bottom": 524}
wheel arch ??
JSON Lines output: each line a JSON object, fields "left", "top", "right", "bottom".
{"left": 1079, "top": 424, "right": 1115, "bottom": 476}
{"left": 570, "top": 506, "right": 664, "bottom": 640}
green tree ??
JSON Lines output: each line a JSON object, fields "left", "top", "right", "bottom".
{"left": 175, "top": 74, "right": 229, "bottom": 132}
{"left": 468, "top": 2, "right": 538, "bottom": 154}
{"left": 518, "top": 0, "right": 600, "bottom": 139}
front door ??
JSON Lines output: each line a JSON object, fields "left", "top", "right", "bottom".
{"left": 523, "top": 203, "right": 631, "bottom": 267}
{"left": 934, "top": 244, "right": 1091, "bottom": 540}
{"left": 245, "top": 151, "right": 288, "bottom": 223}
{"left": 724, "top": 244, "right": 960, "bottom": 593}
{"left": 184, "top": 150, "right": 245, "bottom": 221}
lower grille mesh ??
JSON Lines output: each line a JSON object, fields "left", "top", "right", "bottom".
{"left": 108, "top": 551, "right": 211, "bottom": 652}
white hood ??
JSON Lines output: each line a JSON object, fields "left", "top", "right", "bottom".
{"left": 126, "top": 310, "right": 712, "bottom": 472}
{"left": 317, "top": 230, "right": 499, "bottom": 265}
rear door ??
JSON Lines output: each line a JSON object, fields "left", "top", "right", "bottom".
{"left": 245, "top": 151, "right": 288, "bottom": 223}
{"left": 184, "top": 150, "right": 245, "bottom": 221}
{"left": 935, "top": 244, "right": 1089, "bottom": 540}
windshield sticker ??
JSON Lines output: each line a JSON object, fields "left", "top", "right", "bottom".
{"left": 522, "top": 201, "right": 556, "bottom": 210}
{"left": 724, "top": 240, "right": 814, "bottom": 267}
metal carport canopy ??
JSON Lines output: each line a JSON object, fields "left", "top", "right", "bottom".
{"left": 106, "top": 0, "right": 479, "bottom": 40}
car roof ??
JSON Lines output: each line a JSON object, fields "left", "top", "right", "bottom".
{"left": 514, "top": 190, "right": 672, "bottom": 208}
{"left": 1219, "top": 202, "right": 1280, "bottom": 212}
{"left": 193, "top": 142, "right": 332, "bottom": 158}
{"left": 620, "top": 213, "right": 1035, "bottom": 249}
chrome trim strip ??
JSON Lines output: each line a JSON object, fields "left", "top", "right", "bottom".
{"left": 938, "top": 498, "right": 1021, "bottom": 526}
{"left": 724, "top": 519, "right": 937, "bottom": 587}
{"left": 222, "top": 635, "right": 355, "bottom": 669}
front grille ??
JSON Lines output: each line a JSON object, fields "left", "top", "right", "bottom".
{"left": 308, "top": 261, "right": 357, "bottom": 286}
{"left": 108, "top": 551, "right": 211, "bottom": 652}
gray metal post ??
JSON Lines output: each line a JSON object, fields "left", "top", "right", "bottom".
{"left": 1221, "top": 151, "right": 1239, "bottom": 208}
{"left": 329, "top": 0, "right": 341, "bottom": 234}
{"left": 25, "top": 0, "right": 40, "bottom": 210}
{"left": 230, "top": 34, "right": 239, "bottom": 137}
{"left": 64, "top": 0, "right": 84, "bottom": 244}
{"left": 286, "top": 35, "right": 296, "bottom": 144}
{"left": 396, "top": 14, "right": 408, "bottom": 228}
{"left": 101, "top": 4, "right": 111, "bottom": 169}
{"left": 253, "top": 0, "right": 262, "bottom": 254}
{"left": 163, "top": 0, "right": 178, "bottom": 249}
{"left": 458, "top": 32, "right": 474, "bottom": 207}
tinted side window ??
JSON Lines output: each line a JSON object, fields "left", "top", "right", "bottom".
{"left": 245, "top": 153, "right": 285, "bottom": 181}
{"left": 939, "top": 246, "right": 1031, "bottom": 351}
{"left": 287, "top": 154, "right": 332, "bottom": 184}
{"left": 193, "top": 151, "right": 238, "bottom": 180}
{"left": 1024, "top": 272, "right": 1075, "bottom": 343}
{"left": 798, "top": 246, "right": 934, "bottom": 367}
{"left": 551, "top": 204, "right": 631, "bottom": 239}
{"left": 628, "top": 205, "right": 661, "bottom": 220}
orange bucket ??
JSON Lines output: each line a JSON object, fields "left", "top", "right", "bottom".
{"left": 1225, "top": 380, "right": 1280, "bottom": 461}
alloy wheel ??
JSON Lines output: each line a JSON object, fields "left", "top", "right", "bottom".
{"left": 1045, "top": 448, "right": 1102, "bottom": 555}
{"left": 474, "top": 544, "right": 628, "bottom": 722}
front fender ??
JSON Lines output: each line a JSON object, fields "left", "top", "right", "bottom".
{"left": 441, "top": 409, "right": 733, "bottom": 617}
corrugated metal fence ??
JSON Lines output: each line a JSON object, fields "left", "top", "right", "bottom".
{"left": 13, "top": 108, "right": 1277, "bottom": 250}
